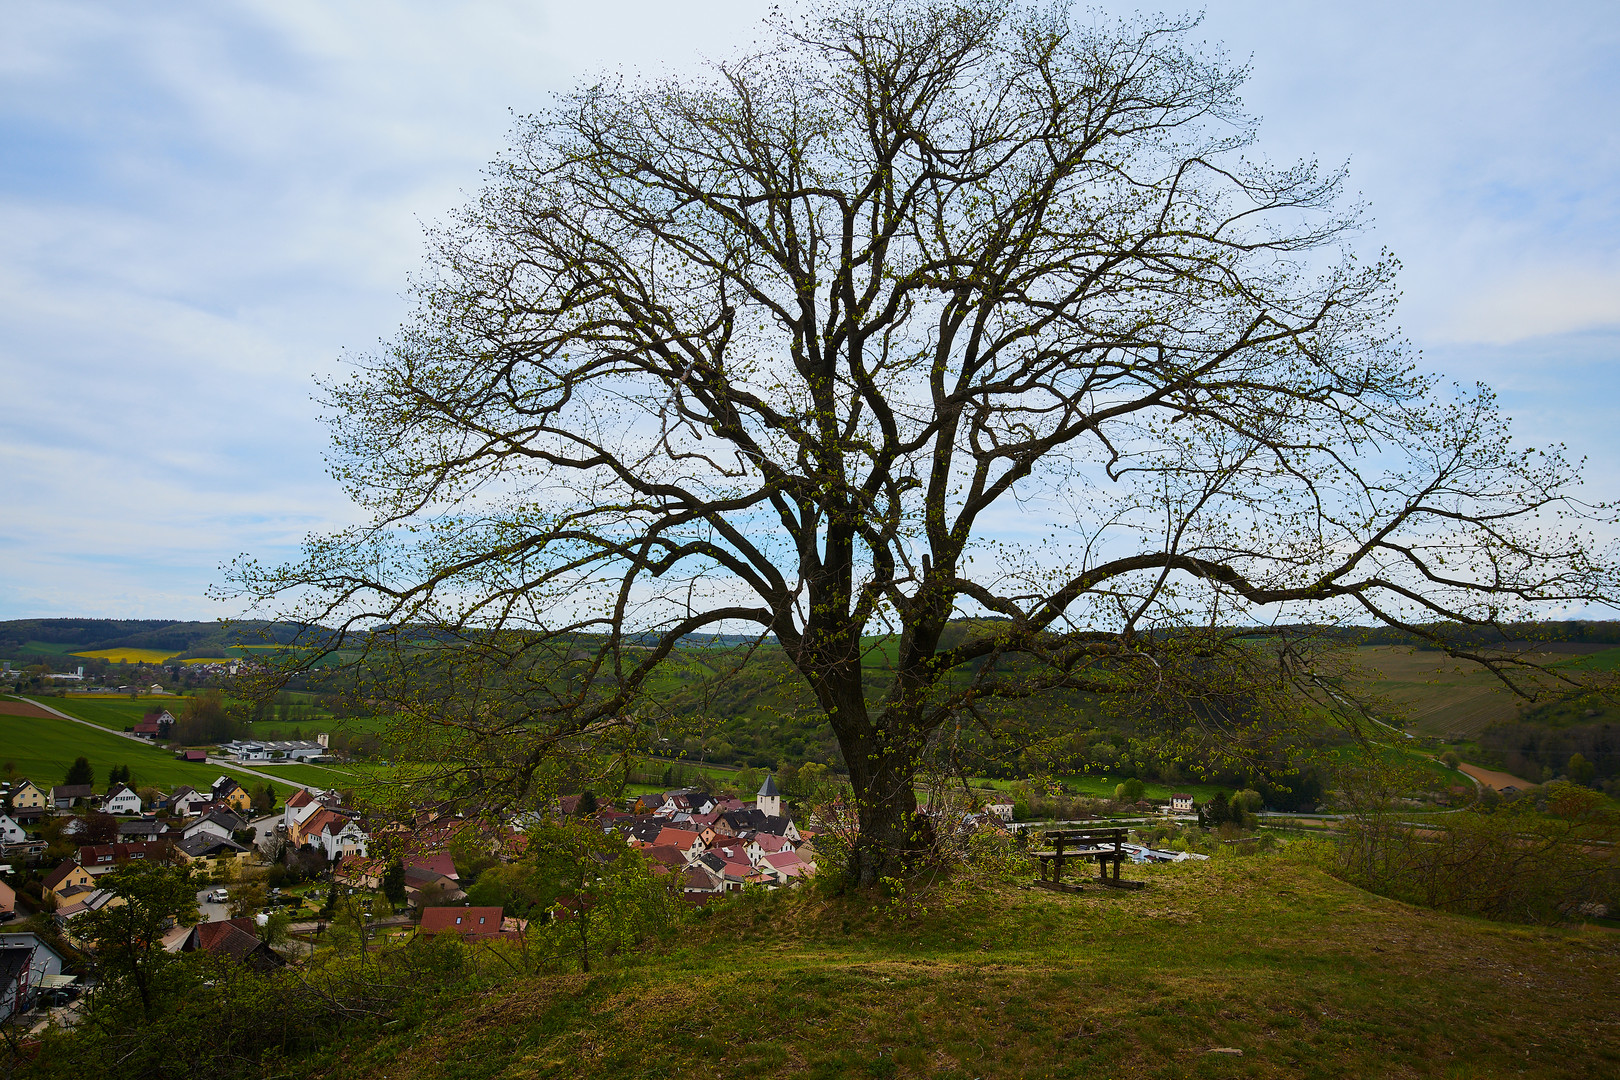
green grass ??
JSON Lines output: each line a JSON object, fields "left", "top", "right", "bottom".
{"left": 248, "top": 761, "right": 373, "bottom": 788}
{"left": 39, "top": 695, "right": 178, "bottom": 733}
{"left": 1558, "top": 645, "right": 1620, "bottom": 671}
{"left": 323, "top": 854, "right": 1620, "bottom": 1080}
{"left": 0, "top": 700, "right": 299, "bottom": 796}
{"left": 970, "top": 774, "right": 1228, "bottom": 801}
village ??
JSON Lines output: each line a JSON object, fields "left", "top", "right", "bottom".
{"left": 0, "top": 763, "right": 839, "bottom": 1026}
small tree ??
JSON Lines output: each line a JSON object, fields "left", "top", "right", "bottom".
{"left": 381, "top": 859, "right": 407, "bottom": 908}
{"left": 527, "top": 819, "right": 681, "bottom": 973}
{"left": 79, "top": 862, "right": 198, "bottom": 1018}
{"left": 65, "top": 756, "right": 93, "bottom": 787}
{"left": 1567, "top": 753, "right": 1597, "bottom": 787}
{"left": 260, "top": 910, "right": 292, "bottom": 949}
{"left": 250, "top": 782, "right": 276, "bottom": 814}
{"left": 1114, "top": 779, "right": 1145, "bottom": 803}
{"left": 81, "top": 811, "right": 122, "bottom": 845}
{"left": 575, "top": 789, "right": 598, "bottom": 816}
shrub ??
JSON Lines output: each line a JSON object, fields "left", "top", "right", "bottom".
{"left": 1326, "top": 782, "right": 1619, "bottom": 923}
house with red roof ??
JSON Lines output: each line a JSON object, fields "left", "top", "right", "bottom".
{"left": 652, "top": 826, "right": 704, "bottom": 857}
{"left": 182, "top": 917, "right": 285, "bottom": 971}
{"left": 418, "top": 906, "right": 506, "bottom": 941}
{"left": 760, "top": 850, "right": 812, "bottom": 884}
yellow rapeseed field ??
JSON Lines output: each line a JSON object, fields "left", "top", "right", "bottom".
{"left": 72, "top": 647, "right": 182, "bottom": 663}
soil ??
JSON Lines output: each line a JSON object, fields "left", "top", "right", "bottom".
{"left": 1458, "top": 762, "right": 1535, "bottom": 791}
{"left": 0, "top": 698, "right": 57, "bottom": 718}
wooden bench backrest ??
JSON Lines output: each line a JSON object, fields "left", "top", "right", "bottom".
{"left": 1043, "top": 828, "right": 1126, "bottom": 845}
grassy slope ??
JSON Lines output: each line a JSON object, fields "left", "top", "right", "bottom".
{"left": 249, "top": 761, "right": 371, "bottom": 787}
{"left": 42, "top": 695, "right": 176, "bottom": 732}
{"left": 1, "top": 701, "right": 299, "bottom": 795}
{"left": 326, "top": 856, "right": 1620, "bottom": 1080}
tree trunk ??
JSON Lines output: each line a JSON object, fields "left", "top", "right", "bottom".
{"left": 833, "top": 718, "right": 926, "bottom": 887}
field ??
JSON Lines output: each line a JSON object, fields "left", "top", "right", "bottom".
{"left": 1346, "top": 644, "right": 1609, "bottom": 739}
{"left": 70, "top": 647, "right": 182, "bottom": 663}
{"left": 43, "top": 695, "right": 177, "bottom": 733}
{"left": 249, "top": 761, "right": 373, "bottom": 788}
{"left": 323, "top": 854, "right": 1620, "bottom": 1080}
{"left": 967, "top": 773, "right": 1229, "bottom": 801}
{"left": 0, "top": 700, "right": 299, "bottom": 795}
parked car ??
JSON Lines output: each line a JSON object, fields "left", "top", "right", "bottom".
{"left": 0, "top": 910, "right": 17, "bottom": 923}
{"left": 209, "top": 888, "right": 229, "bottom": 903}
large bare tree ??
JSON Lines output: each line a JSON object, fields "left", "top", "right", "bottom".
{"left": 233, "top": 0, "right": 1617, "bottom": 883}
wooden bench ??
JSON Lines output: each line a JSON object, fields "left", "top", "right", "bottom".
{"left": 1029, "top": 828, "right": 1144, "bottom": 892}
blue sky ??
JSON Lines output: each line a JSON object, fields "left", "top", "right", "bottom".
{"left": 2, "top": 0, "right": 1618, "bottom": 620}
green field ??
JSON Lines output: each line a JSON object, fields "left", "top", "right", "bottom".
{"left": 0, "top": 703, "right": 299, "bottom": 796}
{"left": 249, "top": 761, "right": 372, "bottom": 788}
{"left": 40, "top": 695, "right": 180, "bottom": 733}
{"left": 313, "top": 854, "right": 1620, "bottom": 1080}
{"left": 971, "top": 774, "right": 1228, "bottom": 801}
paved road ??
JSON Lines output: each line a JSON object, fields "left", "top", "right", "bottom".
{"left": 243, "top": 813, "right": 281, "bottom": 846}
{"left": 8, "top": 695, "right": 316, "bottom": 792}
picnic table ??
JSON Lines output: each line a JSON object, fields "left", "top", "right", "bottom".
{"left": 1029, "top": 828, "right": 1144, "bottom": 892}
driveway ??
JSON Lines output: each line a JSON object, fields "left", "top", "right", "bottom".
{"left": 196, "top": 885, "right": 231, "bottom": 924}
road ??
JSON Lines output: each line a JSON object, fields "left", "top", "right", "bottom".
{"left": 8, "top": 695, "right": 316, "bottom": 792}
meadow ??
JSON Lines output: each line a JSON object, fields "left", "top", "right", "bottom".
{"left": 1349, "top": 643, "right": 1612, "bottom": 739}
{"left": 317, "top": 854, "right": 1620, "bottom": 1080}
{"left": 0, "top": 700, "right": 299, "bottom": 795}
{"left": 44, "top": 695, "right": 178, "bottom": 733}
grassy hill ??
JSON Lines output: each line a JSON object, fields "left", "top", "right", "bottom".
{"left": 0, "top": 698, "right": 301, "bottom": 795}
{"left": 301, "top": 855, "right": 1618, "bottom": 1080}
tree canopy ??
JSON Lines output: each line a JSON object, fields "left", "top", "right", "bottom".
{"left": 233, "top": 0, "right": 1618, "bottom": 882}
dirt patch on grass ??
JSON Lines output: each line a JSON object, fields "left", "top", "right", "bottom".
{"left": 0, "top": 698, "right": 57, "bottom": 718}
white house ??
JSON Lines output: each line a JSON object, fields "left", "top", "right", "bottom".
{"left": 1170, "top": 793, "right": 1195, "bottom": 813}
{"left": 181, "top": 813, "right": 240, "bottom": 843}
{"left": 0, "top": 815, "right": 26, "bottom": 845}
{"left": 102, "top": 783, "right": 143, "bottom": 816}
{"left": 221, "top": 739, "right": 325, "bottom": 762}
{"left": 310, "top": 814, "right": 368, "bottom": 862}
{"left": 169, "top": 787, "right": 213, "bottom": 816}
{"left": 983, "top": 802, "right": 1015, "bottom": 823}
{"left": 283, "top": 787, "right": 330, "bottom": 832}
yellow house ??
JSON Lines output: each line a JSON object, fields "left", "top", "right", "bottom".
{"left": 211, "top": 779, "right": 253, "bottom": 814}
{"left": 9, "top": 779, "right": 47, "bottom": 813}
{"left": 41, "top": 860, "right": 95, "bottom": 903}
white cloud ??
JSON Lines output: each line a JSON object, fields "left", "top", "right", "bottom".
{"left": 1434, "top": 267, "right": 1620, "bottom": 345}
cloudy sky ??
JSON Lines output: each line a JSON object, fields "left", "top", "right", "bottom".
{"left": 2, "top": 0, "right": 1618, "bottom": 620}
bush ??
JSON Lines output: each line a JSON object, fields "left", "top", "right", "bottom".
{"left": 1324, "top": 782, "right": 1619, "bottom": 923}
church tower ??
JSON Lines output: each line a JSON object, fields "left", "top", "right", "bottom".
{"left": 757, "top": 773, "right": 781, "bottom": 817}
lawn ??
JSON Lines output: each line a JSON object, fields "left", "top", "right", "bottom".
{"left": 326, "top": 854, "right": 1620, "bottom": 1080}
{"left": 0, "top": 701, "right": 298, "bottom": 795}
